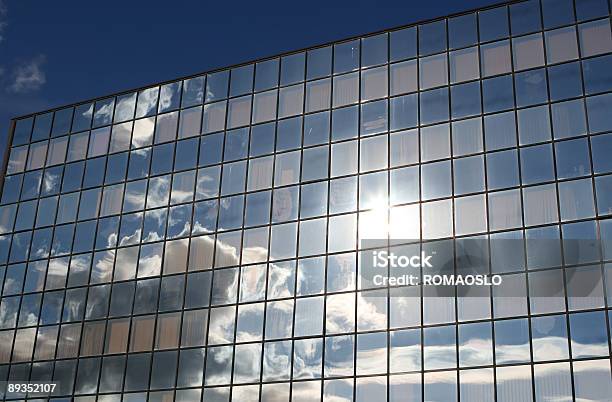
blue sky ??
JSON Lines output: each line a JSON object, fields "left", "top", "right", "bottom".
{"left": 0, "top": 0, "right": 500, "bottom": 160}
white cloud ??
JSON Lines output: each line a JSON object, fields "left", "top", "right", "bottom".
{"left": 9, "top": 55, "right": 46, "bottom": 93}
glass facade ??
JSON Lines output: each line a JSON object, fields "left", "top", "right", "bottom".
{"left": 1, "top": 0, "right": 612, "bottom": 401}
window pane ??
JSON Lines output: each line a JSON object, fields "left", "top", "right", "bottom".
{"left": 250, "top": 123, "right": 275, "bottom": 156}
{"left": 449, "top": 13, "right": 477, "bottom": 49}
{"left": 227, "top": 96, "right": 251, "bottom": 129}
{"left": 451, "top": 81, "right": 481, "bottom": 119}
{"left": 488, "top": 190, "right": 522, "bottom": 231}
{"left": 522, "top": 184, "right": 559, "bottom": 226}
{"left": 479, "top": 6, "right": 508, "bottom": 42}
{"left": 356, "top": 332, "right": 387, "bottom": 375}
{"left": 449, "top": 47, "right": 479, "bottom": 84}
{"left": 265, "top": 300, "right": 293, "bottom": 339}
{"left": 424, "top": 325, "right": 456, "bottom": 370}
{"left": 333, "top": 73, "right": 359, "bottom": 107}
{"left": 579, "top": 19, "right": 612, "bottom": 57}
{"left": 205, "top": 71, "right": 229, "bottom": 103}
{"left": 484, "top": 111, "right": 516, "bottom": 151}
{"left": 419, "top": 20, "right": 446, "bottom": 56}
{"left": 390, "top": 94, "right": 418, "bottom": 130}
{"left": 495, "top": 319, "right": 530, "bottom": 365}
{"left": 587, "top": 93, "right": 612, "bottom": 133}
{"left": 390, "top": 60, "right": 417, "bottom": 96}
{"left": 583, "top": 54, "right": 612, "bottom": 97}
{"left": 517, "top": 105, "right": 551, "bottom": 145}
{"left": 421, "top": 123, "right": 450, "bottom": 162}
{"left": 520, "top": 144, "right": 554, "bottom": 185}
{"left": 324, "top": 336, "right": 354, "bottom": 378}
{"left": 545, "top": 27, "right": 579, "bottom": 64}
{"left": 454, "top": 194, "right": 487, "bottom": 236}
{"left": 574, "top": 360, "right": 612, "bottom": 402}
{"left": 334, "top": 40, "right": 360, "bottom": 74}
{"left": 552, "top": 99, "right": 587, "bottom": 138}
{"left": 558, "top": 178, "right": 595, "bottom": 221}
{"left": 13, "top": 117, "right": 33, "bottom": 145}
{"left": 252, "top": 90, "right": 277, "bottom": 123}
{"left": 361, "top": 100, "right": 388, "bottom": 136}
{"left": 306, "top": 79, "right": 331, "bottom": 112}
{"left": 419, "top": 88, "right": 448, "bottom": 125}
{"left": 278, "top": 84, "right": 303, "bottom": 118}
{"left": 515, "top": 69, "right": 548, "bottom": 107}
{"left": 459, "top": 322, "right": 492, "bottom": 367}
{"left": 255, "top": 58, "right": 279, "bottom": 91}
{"left": 280, "top": 53, "right": 305, "bottom": 85}
{"left": 361, "top": 66, "right": 388, "bottom": 101}
{"left": 550, "top": 62, "right": 583, "bottom": 104}
{"left": 46, "top": 137, "right": 68, "bottom": 166}
{"left": 480, "top": 40, "right": 511, "bottom": 77}
{"left": 362, "top": 33, "right": 387, "bottom": 67}
{"left": 202, "top": 101, "right": 226, "bottom": 134}
{"left": 422, "top": 199, "right": 452, "bottom": 239}
{"left": 230, "top": 65, "right": 253, "bottom": 97}
{"left": 419, "top": 54, "right": 447, "bottom": 90}
{"left": 390, "top": 27, "right": 416, "bottom": 62}
{"left": 534, "top": 362, "right": 572, "bottom": 402}
{"left": 27, "top": 141, "right": 48, "bottom": 170}
{"left": 307, "top": 46, "right": 332, "bottom": 80}
{"left": 453, "top": 155, "right": 484, "bottom": 195}
{"left": 7, "top": 146, "right": 27, "bottom": 174}
{"left": 512, "top": 33, "right": 544, "bottom": 71}
{"left": 483, "top": 75, "right": 514, "bottom": 113}
{"left": 555, "top": 138, "right": 591, "bottom": 179}
{"left": 360, "top": 135, "right": 387, "bottom": 172}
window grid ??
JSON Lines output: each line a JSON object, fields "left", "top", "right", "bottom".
{"left": 1, "top": 0, "right": 612, "bottom": 401}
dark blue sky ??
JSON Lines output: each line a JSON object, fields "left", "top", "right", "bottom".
{"left": 0, "top": 0, "right": 500, "bottom": 160}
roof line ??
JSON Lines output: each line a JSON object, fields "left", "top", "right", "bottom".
{"left": 11, "top": 0, "right": 519, "bottom": 121}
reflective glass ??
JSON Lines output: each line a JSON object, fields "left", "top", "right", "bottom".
{"left": 424, "top": 325, "right": 456, "bottom": 370}
{"left": 495, "top": 318, "right": 530, "bottom": 364}
{"left": 205, "top": 71, "right": 229, "bottom": 103}
{"left": 482, "top": 75, "right": 514, "bottom": 113}
{"left": 520, "top": 144, "right": 554, "bottom": 185}
{"left": 390, "top": 27, "right": 416, "bottom": 62}
{"left": 419, "top": 20, "right": 446, "bottom": 56}
{"left": 542, "top": 0, "right": 575, "bottom": 28}
{"left": 480, "top": 40, "right": 511, "bottom": 77}
{"left": 549, "top": 62, "right": 583, "bottom": 103}
{"left": 587, "top": 93, "right": 612, "bottom": 133}
{"left": 479, "top": 6, "right": 508, "bottom": 41}
{"left": 6, "top": 4, "right": 612, "bottom": 399}
{"left": 280, "top": 53, "right": 305, "bottom": 85}
{"left": 515, "top": 69, "right": 548, "bottom": 107}
{"left": 362, "top": 33, "right": 387, "bottom": 68}
{"left": 546, "top": 27, "right": 579, "bottom": 64}
{"left": 230, "top": 65, "right": 254, "bottom": 97}
{"left": 583, "top": 54, "right": 612, "bottom": 95}
{"left": 579, "top": 19, "right": 612, "bottom": 57}
{"left": 510, "top": 0, "right": 541, "bottom": 35}
{"left": 390, "top": 59, "right": 417, "bottom": 96}
{"left": 32, "top": 113, "right": 52, "bottom": 141}
{"left": 255, "top": 58, "right": 279, "bottom": 91}
{"left": 517, "top": 105, "right": 551, "bottom": 145}
{"left": 448, "top": 13, "right": 477, "bottom": 49}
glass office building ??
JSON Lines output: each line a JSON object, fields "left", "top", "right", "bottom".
{"left": 1, "top": 0, "right": 612, "bottom": 400}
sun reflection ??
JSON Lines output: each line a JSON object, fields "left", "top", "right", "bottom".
{"left": 359, "top": 197, "right": 421, "bottom": 243}
{"left": 359, "top": 197, "right": 389, "bottom": 244}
